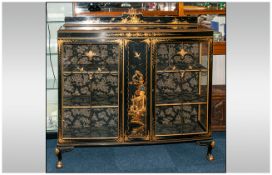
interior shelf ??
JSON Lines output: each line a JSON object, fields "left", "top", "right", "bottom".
{"left": 156, "top": 63, "right": 207, "bottom": 72}
{"left": 156, "top": 93, "right": 207, "bottom": 105}
{"left": 63, "top": 71, "right": 118, "bottom": 74}
{"left": 63, "top": 105, "right": 119, "bottom": 109}
{"left": 63, "top": 95, "right": 118, "bottom": 106}
{"left": 63, "top": 64, "right": 118, "bottom": 73}
{"left": 156, "top": 69, "right": 207, "bottom": 73}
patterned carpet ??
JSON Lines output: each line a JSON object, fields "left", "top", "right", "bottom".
{"left": 46, "top": 132, "right": 226, "bottom": 173}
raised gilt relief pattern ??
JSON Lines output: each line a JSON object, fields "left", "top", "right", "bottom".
{"left": 63, "top": 108, "right": 118, "bottom": 137}
{"left": 63, "top": 44, "right": 119, "bottom": 71}
{"left": 156, "top": 72, "right": 199, "bottom": 102}
{"left": 155, "top": 105, "right": 203, "bottom": 135}
{"left": 156, "top": 43, "right": 199, "bottom": 70}
{"left": 64, "top": 73, "right": 118, "bottom": 98}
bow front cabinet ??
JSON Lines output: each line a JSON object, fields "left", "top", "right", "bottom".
{"left": 55, "top": 14, "right": 215, "bottom": 168}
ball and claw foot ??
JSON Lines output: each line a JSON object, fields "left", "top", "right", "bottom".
{"left": 207, "top": 140, "right": 215, "bottom": 161}
{"left": 207, "top": 153, "right": 215, "bottom": 161}
{"left": 56, "top": 161, "right": 63, "bottom": 169}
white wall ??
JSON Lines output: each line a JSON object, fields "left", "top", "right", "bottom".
{"left": 213, "top": 55, "right": 226, "bottom": 85}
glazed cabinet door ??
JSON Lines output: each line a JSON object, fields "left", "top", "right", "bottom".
{"left": 124, "top": 39, "right": 151, "bottom": 141}
{"left": 58, "top": 39, "right": 123, "bottom": 141}
{"left": 151, "top": 39, "right": 212, "bottom": 140}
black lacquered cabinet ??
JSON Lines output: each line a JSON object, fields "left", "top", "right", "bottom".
{"left": 56, "top": 12, "right": 214, "bottom": 168}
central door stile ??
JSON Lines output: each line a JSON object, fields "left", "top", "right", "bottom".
{"left": 117, "top": 39, "right": 125, "bottom": 143}
{"left": 124, "top": 38, "right": 151, "bottom": 142}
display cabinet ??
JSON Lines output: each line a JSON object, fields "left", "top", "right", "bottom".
{"left": 183, "top": 2, "right": 226, "bottom": 15}
{"left": 56, "top": 10, "right": 214, "bottom": 168}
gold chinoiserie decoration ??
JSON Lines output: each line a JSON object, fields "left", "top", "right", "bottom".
{"left": 121, "top": 8, "right": 144, "bottom": 24}
{"left": 128, "top": 70, "right": 146, "bottom": 136}
{"left": 85, "top": 50, "right": 96, "bottom": 60}
{"left": 177, "top": 48, "right": 188, "bottom": 57}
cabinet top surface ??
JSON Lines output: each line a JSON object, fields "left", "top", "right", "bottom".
{"left": 60, "top": 25, "right": 212, "bottom": 32}
{"left": 59, "top": 16, "right": 213, "bottom": 33}
{"left": 61, "top": 14, "right": 211, "bottom": 31}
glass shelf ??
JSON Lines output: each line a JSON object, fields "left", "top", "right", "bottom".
{"left": 156, "top": 63, "right": 208, "bottom": 73}
{"left": 156, "top": 92, "right": 207, "bottom": 105}
{"left": 63, "top": 64, "right": 118, "bottom": 73}
{"left": 63, "top": 71, "right": 118, "bottom": 74}
{"left": 63, "top": 95, "right": 118, "bottom": 106}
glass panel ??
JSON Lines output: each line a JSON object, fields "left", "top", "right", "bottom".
{"left": 156, "top": 71, "right": 208, "bottom": 104}
{"left": 47, "top": 22, "right": 64, "bottom": 54}
{"left": 154, "top": 39, "right": 209, "bottom": 136}
{"left": 200, "top": 41, "right": 209, "bottom": 68}
{"left": 63, "top": 44, "right": 119, "bottom": 72}
{"left": 155, "top": 104, "right": 206, "bottom": 135}
{"left": 61, "top": 40, "right": 120, "bottom": 139}
{"left": 155, "top": 41, "right": 209, "bottom": 104}
{"left": 199, "top": 40, "right": 209, "bottom": 99}
{"left": 63, "top": 107, "right": 118, "bottom": 138}
{"left": 156, "top": 41, "right": 204, "bottom": 70}
{"left": 62, "top": 42, "right": 120, "bottom": 107}
{"left": 47, "top": 3, "right": 73, "bottom": 21}
{"left": 63, "top": 73, "right": 118, "bottom": 106}
{"left": 47, "top": 89, "right": 58, "bottom": 131}
{"left": 47, "top": 55, "right": 58, "bottom": 89}
{"left": 199, "top": 104, "right": 207, "bottom": 130}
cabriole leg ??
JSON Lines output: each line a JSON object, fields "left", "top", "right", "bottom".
{"left": 196, "top": 139, "right": 215, "bottom": 161}
{"left": 207, "top": 140, "right": 215, "bottom": 161}
{"left": 55, "top": 147, "right": 63, "bottom": 169}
